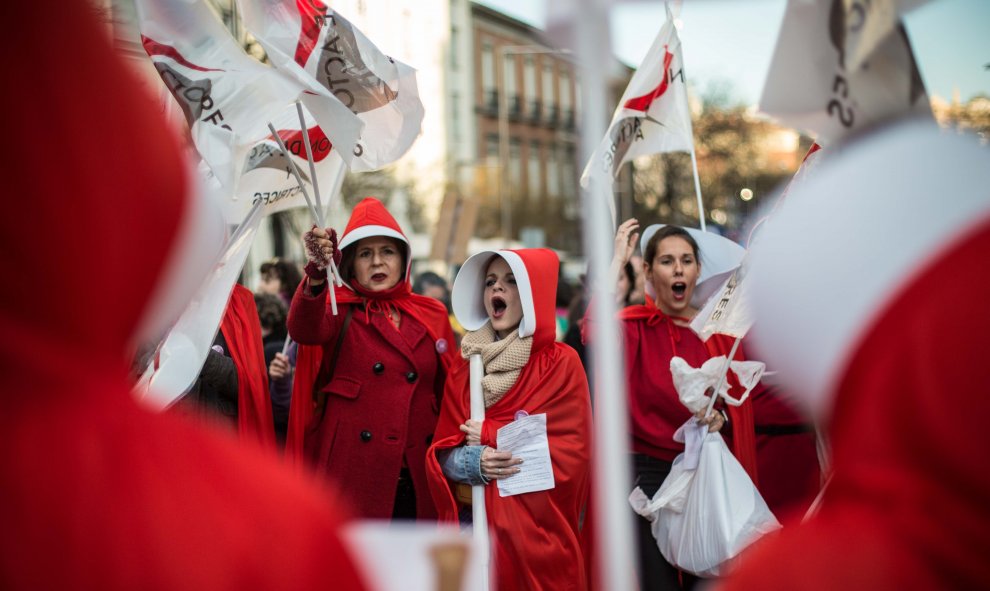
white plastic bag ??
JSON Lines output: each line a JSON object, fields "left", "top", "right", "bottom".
{"left": 629, "top": 422, "right": 780, "bottom": 577}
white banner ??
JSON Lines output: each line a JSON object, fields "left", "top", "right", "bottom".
{"left": 580, "top": 3, "right": 693, "bottom": 223}
{"left": 759, "top": 0, "right": 932, "bottom": 145}
{"left": 134, "top": 0, "right": 362, "bottom": 195}
{"left": 238, "top": 0, "right": 425, "bottom": 171}
{"left": 135, "top": 204, "right": 264, "bottom": 410}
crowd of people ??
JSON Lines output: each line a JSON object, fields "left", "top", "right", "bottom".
{"left": 164, "top": 194, "right": 821, "bottom": 590}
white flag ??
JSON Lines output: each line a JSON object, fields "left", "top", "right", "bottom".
{"left": 690, "top": 263, "right": 754, "bottom": 341}
{"left": 840, "top": 0, "right": 933, "bottom": 72}
{"left": 760, "top": 0, "right": 932, "bottom": 145}
{"left": 580, "top": 3, "right": 693, "bottom": 224}
{"left": 134, "top": 0, "right": 362, "bottom": 199}
{"left": 238, "top": 0, "right": 425, "bottom": 171}
{"left": 217, "top": 107, "right": 348, "bottom": 222}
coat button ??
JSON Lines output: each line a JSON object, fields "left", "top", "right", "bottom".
{"left": 425, "top": 434, "right": 433, "bottom": 445}
{"left": 360, "top": 430, "right": 372, "bottom": 442}
{"left": 373, "top": 362, "right": 384, "bottom": 375}
{"left": 405, "top": 371, "right": 418, "bottom": 383}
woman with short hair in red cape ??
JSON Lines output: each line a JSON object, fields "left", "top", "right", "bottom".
{"left": 287, "top": 197, "right": 458, "bottom": 520}
{"left": 427, "top": 248, "right": 593, "bottom": 591}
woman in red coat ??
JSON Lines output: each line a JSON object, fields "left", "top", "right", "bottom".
{"left": 426, "top": 248, "right": 593, "bottom": 591}
{"left": 287, "top": 197, "right": 457, "bottom": 520}
{"left": 605, "top": 219, "right": 758, "bottom": 590}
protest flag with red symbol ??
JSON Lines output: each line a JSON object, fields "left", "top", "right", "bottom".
{"left": 580, "top": 2, "right": 693, "bottom": 224}
{"left": 237, "top": 0, "right": 425, "bottom": 172}
{"left": 135, "top": 0, "right": 361, "bottom": 216}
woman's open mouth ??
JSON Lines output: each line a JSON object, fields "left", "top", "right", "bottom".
{"left": 371, "top": 272, "right": 388, "bottom": 282}
{"left": 491, "top": 296, "right": 507, "bottom": 319}
{"left": 671, "top": 282, "right": 687, "bottom": 300}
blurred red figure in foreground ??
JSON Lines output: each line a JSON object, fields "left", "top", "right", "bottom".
{"left": 0, "top": 4, "right": 366, "bottom": 589}
{"left": 719, "top": 121, "right": 990, "bottom": 589}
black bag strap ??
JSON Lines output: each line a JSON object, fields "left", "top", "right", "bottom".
{"left": 312, "top": 304, "right": 354, "bottom": 420}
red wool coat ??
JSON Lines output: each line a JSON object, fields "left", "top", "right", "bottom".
{"left": 288, "top": 281, "right": 457, "bottom": 519}
{"left": 427, "top": 249, "right": 593, "bottom": 591}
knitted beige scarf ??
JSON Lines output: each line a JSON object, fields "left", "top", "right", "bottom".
{"left": 460, "top": 321, "right": 533, "bottom": 408}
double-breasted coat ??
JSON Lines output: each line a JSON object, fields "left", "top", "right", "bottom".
{"left": 289, "top": 285, "right": 447, "bottom": 519}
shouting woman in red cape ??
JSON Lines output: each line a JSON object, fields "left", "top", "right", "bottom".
{"left": 594, "top": 220, "right": 759, "bottom": 590}
{"left": 286, "top": 197, "right": 457, "bottom": 520}
{"left": 426, "top": 248, "right": 593, "bottom": 591}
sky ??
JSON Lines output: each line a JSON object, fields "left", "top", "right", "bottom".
{"left": 477, "top": 0, "right": 990, "bottom": 105}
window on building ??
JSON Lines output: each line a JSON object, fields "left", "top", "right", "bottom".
{"left": 482, "top": 42, "right": 495, "bottom": 94}
{"left": 542, "top": 61, "right": 555, "bottom": 111}
{"left": 546, "top": 143, "right": 559, "bottom": 199}
{"left": 524, "top": 56, "right": 537, "bottom": 104}
{"left": 504, "top": 53, "right": 517, "bottom": 100}
{"left": 527, "top": 141, "right": 541, "bottom": 197}
{"left": 486, "top": 134, "right": 500, "bottom": 163}
{"left": 559, "top": 70, "right": 571, "bottom": 111}
{"left": 509, "top": 139, "right": 522, "bottom": 191}
{"left": 562, "top": 145, "right": 577, "bottom": 198}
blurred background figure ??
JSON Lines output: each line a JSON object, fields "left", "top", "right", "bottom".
{"left": 0, "top": 4, "right": 366, "bottom": 588}
{"left": 414, "top": 270, "right": 464, "bottom": 343}
{"left": 171, "top": 284, "right": 274, "bottom": 449}
{"left": 255, "top": 292, "right": 292, "bottom": 446}
{"left": 258, "top": 258, "right": 303, "bottom": 308}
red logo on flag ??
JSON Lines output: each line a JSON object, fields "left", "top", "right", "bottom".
{"left": 622, "top": 46, "right": 674, "bottom": 113}
{"left": 269, "top": 125, "right": 334, "bottom": 162}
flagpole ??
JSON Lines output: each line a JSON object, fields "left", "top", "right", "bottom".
{"left": 704, "top": 336, "right": 742, "bottom": 418}
{"left": 469, "top": 354, "right": 491, "bottom": 591}
{"left": 322, "top": 155, "right": 347, "bottom": 288}
{"left": 267, "top": 123, "right": 323, "bottom": 227}
{"left": 295, "top": 101, "right": 324, "bottom": 222}
{"left": 267, "top": 122, "right": 339, "bottom": 314}
{"left": 689, "top": 142, "right": 706, "bottom": 232}
{"left": 573, "top": 1, "right": 638, "bottom": 589}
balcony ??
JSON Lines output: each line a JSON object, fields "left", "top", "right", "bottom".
{"left": 563, "top": 109, "right": 576, "bottom": 131}
{"left": 545, "top": 105, "right": 560, "bottom": 128}
{"left": 509, "top": 95, "right": 523, "bottom": 120}
{"left": 528, "top": 100, "right": 542, "bottom": 123}
{"left": 476, "top": 90, "right": 499, "bottom": 117}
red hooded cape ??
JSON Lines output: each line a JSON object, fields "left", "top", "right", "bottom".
{"left": 426, "top": 249, "right": 593, "bottom": 591}
{"left": 285, "top": 198, "right": 458, "bottom": 465}
{"left": 221, "top": 284, "right": 276, "bottom": 449}
{"left": 719, "top": 123, "right": 990, "bottom": 589}
{"left": 0, "top": 6, "right": 366, "bottom": 588}
{"left": 613, "top": 298, "right": 758, "bottom": 481}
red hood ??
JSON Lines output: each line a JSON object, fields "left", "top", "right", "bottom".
{"left": 0, "top": 22, "right": 221, "bottom": 393}
{"left": 452, "top": 248, "right": 559, "bottom": 353}
{"left": 337, "top": 196, "right": 411, "bottom": 283}
{"left": 728, "top": 121, "right": 990, "bottom": 588}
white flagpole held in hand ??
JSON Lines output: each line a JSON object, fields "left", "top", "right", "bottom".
{"left": 469, "top": 354, "right": 491, "bottom": 591}
{"left": 705, "top": 336, "right": 742, "bottom": 417}
{"left": 295, "top": 102, "right": 323, "bottom": 221}
{"left": 268, "top": 121, "right": 338, "bottom": 314}
{"left": 266, "top": 122, "right": 323, "bottom": 227}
